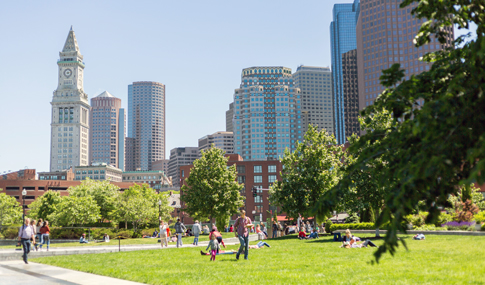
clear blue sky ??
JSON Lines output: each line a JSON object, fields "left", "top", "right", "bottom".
{"left": 0, "top": 1, "right": 472, "bottom": 173}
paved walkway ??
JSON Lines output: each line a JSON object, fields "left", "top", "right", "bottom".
{"left": 0, "top": 260, "right": 143, "bottom": 284}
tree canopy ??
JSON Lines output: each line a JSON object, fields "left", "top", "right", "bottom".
{"left": 48, "top": 195, "right": 100, "bottom": 227}
{"left": 181, "top": 146, "right": 244, "bottom": 229}
{"left": 0, "top": 188, "right": 22, "bottom": 229}
{"left": 270, "top": 125, "right": 345, "bottom": 222}
{"left": 314, "top": 0, "right": 485, "bottom": 261}
{"left": 27, "top": 190, "right": 62, "bottom": 221}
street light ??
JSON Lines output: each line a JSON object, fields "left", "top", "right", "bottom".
{"left": 21, "top": 189, "right": 27, "bottom": 224}
{"left": 158, "top": 200, "right": 162, "bottom": 218}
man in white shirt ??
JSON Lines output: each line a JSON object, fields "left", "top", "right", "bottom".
{"left": 18, "top": 218, "right": 35, "bottom": 264}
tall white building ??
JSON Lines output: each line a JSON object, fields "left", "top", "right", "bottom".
{"left": 198, "top": 131, "right": 234, "bottom": 158}
{"left": 49, "top": 27, "right": 90, "bottom": 171}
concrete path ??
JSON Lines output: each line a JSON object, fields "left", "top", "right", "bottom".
{"left": 0, "top": 260, "right": 143, "bottom": 285}
{"left": 0, "top": 235, "right": 259, "bottom": 261}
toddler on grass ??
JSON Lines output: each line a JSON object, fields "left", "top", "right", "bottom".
{"left": 206, "top": 234, "right": 220, "bottom": 261}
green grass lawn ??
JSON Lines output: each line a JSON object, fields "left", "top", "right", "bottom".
{"left": 31, "top": 234, "right": 485, "bottom": 284}
{"left": 0, "top": 232, "right": 239, "bottom": 249}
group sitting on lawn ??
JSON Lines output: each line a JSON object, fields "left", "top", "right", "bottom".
{"left": 340, "top": 229, "right": 377, "bottom": 248}
{"left": 299, "top": 228, "right": 319, "bottom": 239}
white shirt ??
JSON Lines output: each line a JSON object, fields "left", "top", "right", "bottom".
{"left": 18, "top": 225, "right": 34, "bottom": 239}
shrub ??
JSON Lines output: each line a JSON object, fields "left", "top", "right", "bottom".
{"left": 116, "top": 230, "right": 134, "bottom": 239}
{"left": 456, "top": 200, "right": 479, "bottom": 222}
{"left": 345, "top": 213, "right": 360, "bottom": 224}
{"left": 328, "top": 223, "right": 375, "bottom": 233}
{"left": 473, "top": 211, "right": 485, "bottom": 224}
{"left": 413, "top": 224, "right": 442, "bottom": 231}
{"left": 50, "top": 228, "right": 85, "bottom": 239}
{"left": 2, "top": 227, "right": 19, "bottom": 239}
{"left": 90, "top": 228, "right": 116, "bottom": 240}
{"left": 435, "top": 212, "right": 453, "bottom": 227}
{"left": 325, "top": 220, "right": 333, "bottom": 233}
{"left": 482, "top": 223, "right": 485, "bottom": 231}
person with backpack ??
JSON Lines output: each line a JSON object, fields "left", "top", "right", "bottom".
{"left": 174, "top": 218, "right": 186, "bottom": 248}
{"left": 18, "top": 218, "right": 35, "bottom": 264}
{"left": 192, "top": 220, "right": 201, "bottom": 246}
{"left": 234, "top": 209, "right": 253, "bottom": 260}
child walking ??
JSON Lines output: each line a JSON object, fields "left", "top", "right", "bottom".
{"left": 206, "top": 234, "right": 220, "bottom": 261}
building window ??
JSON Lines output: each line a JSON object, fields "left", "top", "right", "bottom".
{"left": 268, "top": 175, "right": 277, "bottom": 183}
{"left": 254, "top": 175, "right": 262, "bottom": 183}
{"left": 237, "top": 176, "right": 246, "bottom": 184}
{"left": 254, "top": 166, "right": 262, "bottom": 173}
{"left": 181, "top": 170, "right": 184, "bottom": 177}
{"left": 268, "top": 165, "right": 277, "bottom": 173}
{"left": 237, "top": 165, "right": 245, "bottom": 174}
{"left": 255, "top": 196, "right": 263, "bottom": 203}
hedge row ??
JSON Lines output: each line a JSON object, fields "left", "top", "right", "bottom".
{"left": 328, "top": 223, "right": 376, "bottom": 233}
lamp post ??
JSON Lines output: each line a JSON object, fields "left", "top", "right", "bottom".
{"left": 158, "top": 200, "right": 162, "bottom": 219}
{"left": 21, "top": 189, "right": 27, "bottom": 224}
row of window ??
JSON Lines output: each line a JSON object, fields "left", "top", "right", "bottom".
{"left": 75, "top": 170, "right": 106, "bottom": 175}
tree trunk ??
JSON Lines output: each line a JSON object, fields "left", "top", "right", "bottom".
{"left": 125, "top": 221, "right": 127, "bottom": 229}
{"left": 375, "top": 207, "right": 380, "bottom": 238}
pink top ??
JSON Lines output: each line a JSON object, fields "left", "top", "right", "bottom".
{"left": 234, "top": 216, "right": 252, "bottom": 237}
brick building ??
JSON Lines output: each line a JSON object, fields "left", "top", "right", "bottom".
{"left": 179, "top": 154, "right": 282, "bottom": 224}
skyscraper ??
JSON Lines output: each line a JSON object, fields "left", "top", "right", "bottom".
{"left": 292, "top": 66, "right": 334, "bottom": 136}
{"left": 233, "top": 66, "right": 302, "bottom": 161}
{"left": 89, "top": 91, "right": 126, "bottom": 170}
{"left": 330, "top": 0, "right": 360, "bottom": 144}
{"left": 198, "top": 131, "right": 234, "bottom": 158}
{"left": 127, "top": 81, "right": 166, "bottom": 171}
{"left": 50, "top": 27, "right": 90, "bottom": 171}
{"left": 168, "top": 147, "right": 198, "bottom": 187}
{"left": 356, "top": 0, "right": 454, "bottom": 109}
{"left": 226, "top": 103, "right": 234, "bottom": 132}
{"left": 342, "top": 49, "right": 360, "bottom": 137}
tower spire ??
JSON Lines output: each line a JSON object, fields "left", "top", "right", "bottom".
{"left": 62, "top": 27, "right": 79, "bottom": 53}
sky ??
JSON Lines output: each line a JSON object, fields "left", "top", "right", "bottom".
{"left": 0, "top": 1, "right": 474, "bottom": 173}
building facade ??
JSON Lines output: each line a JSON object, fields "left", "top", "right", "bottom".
{"left": 342, "top": 49, "right": 361, "bottom": 137}
{"left": 180, "top": 154, "right": 282, "bottom": 224}
{"left": 198, "top": 131, "right": 234, "bottom": 158}
{"left": 151, "top": 159, "right": 169, "bottom": 174}
{"left": 127, "top": 81, "right": 166, "bottom": 171}
{"left": 233, "top": 66, "right": 302, "bottom": 161}
{"left": 292, "top": 65, "right": 334, "bottom": 136}
{"left": 122, "top": 170, "right": 170, "bottom": 190}
{"left": 168, "top": 147, "right": 198, "bottom": 187}
{"left": 356, "top": 0, "right": 454, "bottom": 109}
{"left": 226, "top": 103, "right": 234, "bottom": 132}
{"left": 330, "top": 0, "right": 360, "bottom": 144}
{"left": 74, "top": 163, "right": 123, "bottom": 182}
{"left": 50, "top": 27, "right": 91, "bottom": 171}
{"left": 89, "top": 91, "right": 126, "bottom": 170}
{"left": 38, "top": 169, "right": 74, "bottom": 181}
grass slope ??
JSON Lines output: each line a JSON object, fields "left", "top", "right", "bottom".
{"left": 32, "top": 234, "right": 485, "bottom": 284}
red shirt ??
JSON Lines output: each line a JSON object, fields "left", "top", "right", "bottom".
{"left": 40, "top": 226, "right": 50, "bottom": 234}
{"left": 229, "top": 226, "right": 234, "bottom": 232}
{"left": 298, "top": 231, "right": 306, "bottom": 238}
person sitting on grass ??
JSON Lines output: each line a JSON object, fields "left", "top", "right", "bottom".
{"left": 298, "top": 229, "right": 308, "bottom": 239}
{"left": 80, "top": 233, "right": 89, "bottom": 244}
{"left": 341, "top": 238, "right": 377, "bottom": 248}
{"left": 203, "top": 225, "right": 210, "bottom": 235}
{"left": 206, "top": 234, "right": 220, "bottom": 261}
{"left": 308, "top": 229, "right": 319, "bottom": 239}
{"left": 95, "top": 233, "right": 110, "bottom": 243}
{"left": 256, "top": 224, "right": 266, "bottom": 240}
{"left": 152, "top": 230, "right": 158, "bottom": 237}
{"left": 342, "top": 229, "right": 361, "bottom": 242}
{"left": 229, "top": 225, "right": 234, "bottom": 232}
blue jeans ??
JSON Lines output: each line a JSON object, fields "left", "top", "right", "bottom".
{"left": 257, "top": 241, "right": 270, "bottom": 248}
{"left": 176, "top": 233, "right": 183, "bottom": 247}
{"left": 35, "top": 233, "right": 43, "bottom": 249}
{"left": 237, "top": 235, "right": 249, "bottom": 260}
{"left": 20, "top": 239, "right": 31, "bottom": 262}
{"left": 333, "top": 232, "right": 342, "bottom": 241}
{"left": 193, "top": 234, "right": 199, "bottom": 245}
{"left": 272, "top": 230, "right": 277, "bottom": 238}
{"left": 40, "top": 234, "right": 50, "bottom": 249}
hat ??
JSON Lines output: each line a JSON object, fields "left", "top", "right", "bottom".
{"left": 82, "top": 233, "right": 86, "bottom": 236}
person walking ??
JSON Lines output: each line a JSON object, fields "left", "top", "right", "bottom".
{"left": 159, "top": 220, "right": 168, "bottom": 248}
{"left": 18, "top": 218, "right": 35, "bottom": 264}
{"left": 174, "top": 218, "right": 186, "bottom": 248}
{"left": 272, "top": 221, "right": 278, "bottom": 239}
{"left": 234, "top": 209, "right": 253, "bottom": 260}
{"left": 34, "top": 219, "right": 43, "bottom": 251}
{"left": 192, "top": 220, "right": 201, "bottom": 246}
{"left": 39, "top": 221, "right": 51, "bottom": 251}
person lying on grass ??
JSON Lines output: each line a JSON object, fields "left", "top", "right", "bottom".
{"left": 341, "top": 238, "right": 377, "bottom": 248}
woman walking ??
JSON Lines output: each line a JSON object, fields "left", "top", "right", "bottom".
{"left": 234, "top": 210, "right": 253, "bottom": 260}
{"left": 192, "top": 220, "right": 201, "bottom": 246}
{"left": 39, "top": 221, "right": 50, "bottom": 251}
{"left": 34, "top": 219, "right": 43, "bottom": 251}
{"left": 159, "top": 220, "right": 168, "bottom": 248}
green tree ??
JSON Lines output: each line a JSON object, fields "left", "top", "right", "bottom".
{"left": 270, "top": 125, "right": 345, "bottom": 221}
{"left": 315, "top": 0, "right": 485, "bottom": 261}
{"left": 48, "top": 195, "right": 100, "bottom": 227}
{"left": 115, "top": 184, "right": 170, "bottom": 231}
{"left": 181, "top": 146, "right": 244, "bottom": 229}
{"left": 0, "top": 188, "right": 22, "bottom": 231}
{"left": 27, "top": 190, "right": 62, "bottom": 221}
{"left": 68, "top": 178, "right": 120, "bottom": 223}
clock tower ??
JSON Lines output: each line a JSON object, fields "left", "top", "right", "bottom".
{"left": 49, "top": 27, "right": 90, "bottom": 171}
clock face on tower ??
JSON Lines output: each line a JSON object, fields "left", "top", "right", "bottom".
{"left": 64, "top": 69, "right": 72, "bottom": 78}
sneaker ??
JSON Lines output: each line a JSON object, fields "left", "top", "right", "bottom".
{"left": 236, "top": 253, "right": 239, "bottom": 260}
{"left": 200, "top": 250, "right": 205, "bottom": 256}
{"left": 39, "top": 248, "right": 43, "bottom": 252}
